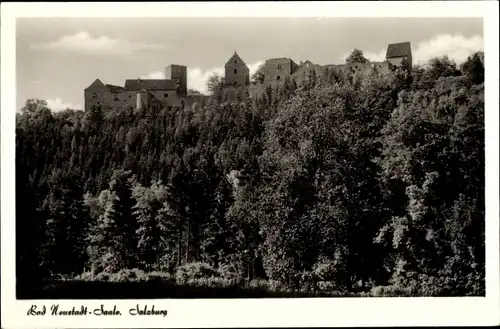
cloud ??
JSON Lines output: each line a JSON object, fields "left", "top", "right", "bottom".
{"left": 141, "top": 71, "right": 165, "bottom": 79}
{"left": 363, "top": 50, "right": 387, "bottom": 62}
{"left": 248, "top": 61, "right": 265, "bottom": 76}
{"left": 46, "top": 98, "right": 82, "bottom": 112}
{"left": 187, "top": 66, "right": 224, "bottom": 94}
{"left": 31, "top": 31, "right": 167, "bottom": 56}
{"left": 413, "top": 34, "right": 483, "bottom": 65}
{"left": 141, "top": 61, "right": 264, "bottom": 94}
{"left": 340, "top": 34, "right": 483, "bottom": 65}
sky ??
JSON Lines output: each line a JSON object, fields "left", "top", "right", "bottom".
{"left": 16, "top": 17, "right": 483, "bottom": 111}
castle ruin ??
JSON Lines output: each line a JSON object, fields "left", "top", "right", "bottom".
{"left": 84, "top": 42, "right": 412, "bottom": 111}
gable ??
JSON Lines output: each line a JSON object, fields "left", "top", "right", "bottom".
{"left": 225, "top": 52, "right": 249, "bottom": 69}
{"left": 85, "top": 78, "right": 107, "bottom": 90}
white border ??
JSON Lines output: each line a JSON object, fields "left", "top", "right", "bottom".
{"left": 1, "top": 2, "right": 499, "bottom": 328}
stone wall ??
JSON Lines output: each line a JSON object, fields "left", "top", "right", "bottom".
{"left": 292, "top": 61, "right": 324, "bottom": 82}
{"left": 323, "top": 61, "right": 391, "bottom": 77}
{"left": 387, "top": 55, "right": 412, "bottom": 69}
{"left": 263, "top": 58, "right": 298, "bottom": 84}
{"left": 85, "top": 83, "right": 115, "bottom": 111}
{"left": 88, "top": 89, "right": 188, "bottom": 111}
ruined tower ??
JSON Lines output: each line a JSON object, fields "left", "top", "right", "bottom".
{"left": 136, "top": 89, "right": 150, "bottom": 110}
{"left": 165, "top": 64, "right": 188, "bottom": 96}
{"left": 386, "top": 42, "right": 413, "bottom": 69}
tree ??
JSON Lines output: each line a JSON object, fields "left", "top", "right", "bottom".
{"left": 345, "top": 49, "right": 369, "bottom": 64}
{"left": 207, "top": 74, "right": 224, "bottom": 95}
{"left": 188, "top": 89, "right": 202, "bottom": 95}
{"left": 251, "top": 63, "right": 266, "bottom": 84}
{"left": 392, "top": 61, "right": 413, "bottom": 90}
{"left": 83, "top": 104, "right": 103, "bottom": 132}
{"left": 20, "top": 98, "right": 49, "bottom": 115}
{"left": 15, "top": 53, "right": 485, "bottom": 296}
{"left": 412, "top": 64, "right": 425, "bottom": 74}
{"left": 40, "top": 169, "right": 89, "bottom": 276}
{"left": 86, "top": 170, "right": 139, "bottom": 272}
{"left": 133, "top": 180, "right": 178, "bottom": 271}
{"left": 200, "top": 177, "right": 235, "bottom": 268}
{"left": 424, "top": 55, "right": 460, "bottom": 81}
{"left": 400, "top": 57, "right": 411, "bottom": 73}
{"left": 461, "top": 52, "right": 484, "bottom": 85}
{"left": 376, "top": 81, "right": 485, "bottom": 295}
{"left": 256, "top": 82, "right": 390, "bottom": 288}
{"left": 85, "top": 189, "right": 119, "bottom": 273}
{"left": 16, "top": 140, "right": 47, "bottom": 282}
{"left": 109, "top": 170, "right": 139, "bottom": 269}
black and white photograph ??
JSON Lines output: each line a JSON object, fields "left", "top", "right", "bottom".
{"left": 1, "top": 2, "right": 499, "bottom": 328}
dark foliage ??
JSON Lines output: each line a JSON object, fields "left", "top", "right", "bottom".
{"left": 16, "top": 53, "right": 485, "bottom": 297}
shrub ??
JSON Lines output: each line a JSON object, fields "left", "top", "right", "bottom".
{"left": 416, "top": 274, "right": 448, "bottom": 296}
{"left": 108, "top": 268, "right": 149, "bottom": 283}
{"left": 317, "top": 280, "right": 337, "bottom": 292}
{"left": 88, "top": 251, "right": 121, "bottom": 275}
{"left": 312, "top": 260, "right": 337, "bottom": 281}
{"left": 50, "top": 273, "right": 75, "bottom": 281}
{"left": 370, "top": 285, "right": 414, "bottom": 297}
{"left": 175, "top": 262, "right": 218, "bottom": 284}
{"left": 157, "top": 253, "right": 179, "bottom": 273}
{"left": 94, "top": 271, "right": 111, "bottom": 282}
{"left": 148, "top": 271, "right": 174, "bottom": 280}
{"left": 74, "top": 271, "right": 96, "bottom": 281}
{"left": 185, "top": 277, "right": 234, "bottom": 289}
{"left": 270, "top": 280, "right": 291, "bottom": 292}
{"left": 370, "top": 273, "right": 443, "bottom": 297}
{"left": 248, "top": 279, "right": 270, "bottom": 290}
{"left": 246, "top": 279, "right": 290, "bottom": 293}
{"left": 298, "top": 271, "right": 318, "bottom": 292}
{"left": 147, "top": 271, "right": 176, "bottom": 285}
{"left": 312, "top": 259, "right": 351, "bottom": 292}
{"left": 217, "top": 263, "right": 243, "bottom": 283}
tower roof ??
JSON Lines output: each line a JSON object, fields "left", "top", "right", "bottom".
{"left": 85, "top": 79, "right": 125, "bottom": 92}
{"left": 85, "top": 78, "right": 107, "bottom": 90}
{"left": 386, "top": 42, "right": 412, "bottom": 59}
{"left": 105, "top": 84, "right": 124, "bottom": 93}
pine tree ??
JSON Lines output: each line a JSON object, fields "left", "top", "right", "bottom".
{"left": 40, "top": 169, "right": 89, "bottom": 276}
{"left": 108, "top": 170, "right": 139, "bottom": 269}
{"left": 200, "top": 177, "right": 234, "bottom": 268}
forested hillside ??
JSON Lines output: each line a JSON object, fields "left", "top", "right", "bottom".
{"left": 16, "top": 53, "right": 485, "bottom": 297}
